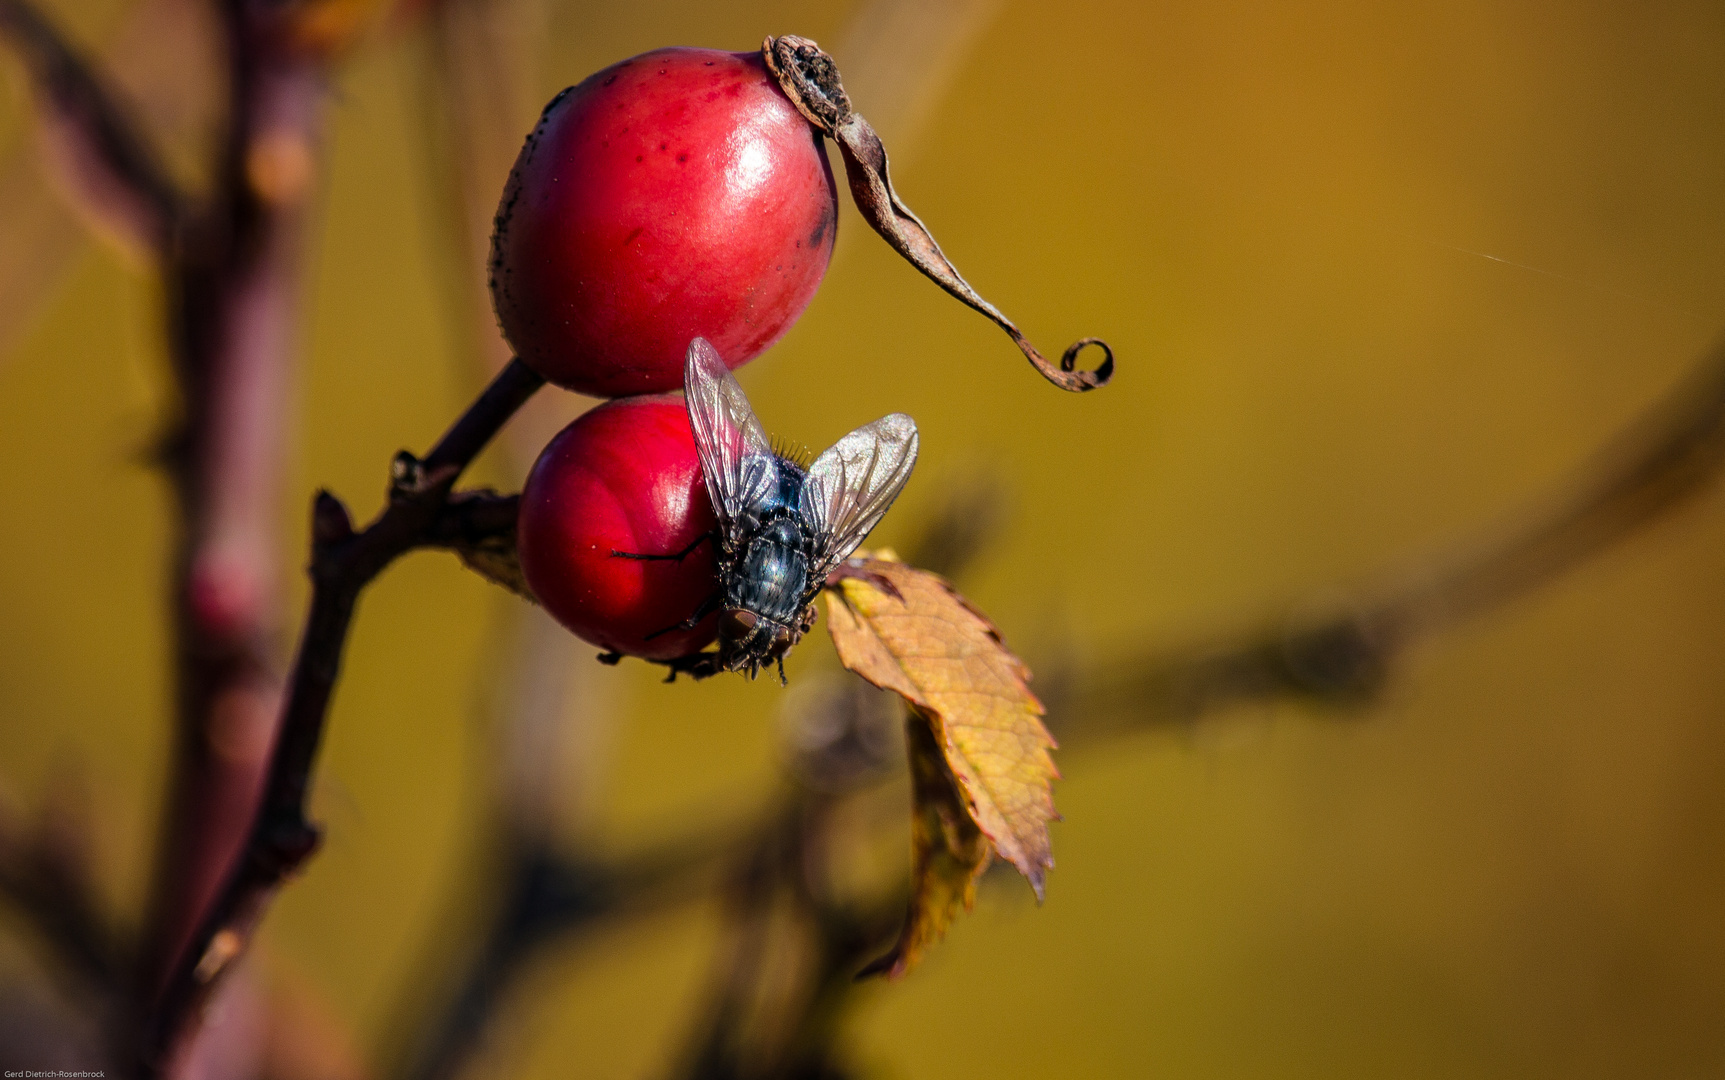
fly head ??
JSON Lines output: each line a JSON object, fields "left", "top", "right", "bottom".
{"left": 716, "top": 605, "right": 806, "bottom": 681}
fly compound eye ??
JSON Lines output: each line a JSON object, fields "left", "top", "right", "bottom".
{"left": 771, "top": 624, "right": 793, "bottom": 654}
{"left": 719, "top": 608, "right": 758, "bottom": 640}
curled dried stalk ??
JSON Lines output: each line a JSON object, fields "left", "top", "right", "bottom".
{"left": 764, "top": 34, "right": 1114, "bottom": 393}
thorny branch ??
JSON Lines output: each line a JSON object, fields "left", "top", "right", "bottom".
{"left": 143, "top": 358, "right": 544, "bottom": 1074}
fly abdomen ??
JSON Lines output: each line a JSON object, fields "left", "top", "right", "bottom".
{"left": 731, "top": 517, "right": 811, "bottom": 623}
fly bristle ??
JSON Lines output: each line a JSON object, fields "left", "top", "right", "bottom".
{"left": 770, "top": 434, "right": 812, "bottom": 469}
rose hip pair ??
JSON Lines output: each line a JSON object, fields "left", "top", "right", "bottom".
{"left": 495, "top": 40, "right": 1110, "bottom": 670}
{"left": 494, "top": 46, "right": 851, "bottom": 667}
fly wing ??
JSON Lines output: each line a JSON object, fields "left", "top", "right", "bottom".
{"left": 684, "top": 338, "right": 779, "bottom": 526}
{"left": 799, "top": 413, "right": 919, "bottom": 578}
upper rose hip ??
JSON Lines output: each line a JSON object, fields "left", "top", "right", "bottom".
{"left": 490, "top": 47, "right": 838, "bottom": 397}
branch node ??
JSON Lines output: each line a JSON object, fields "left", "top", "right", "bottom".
{"left": 390, "top": 451, "right": 462, "bottom": 505}
{"left": 390, "top": 450, "right": 424, "bottom": 492}
{"left": 0, "top": 0, "right": 185, "bottom": 253}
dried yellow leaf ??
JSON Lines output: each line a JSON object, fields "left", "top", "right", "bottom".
{"left": 824, "top": 556, "right": 1058, "bottom": 974}
{"left": 859, "top": 707, "right": 991, "bottom": 979}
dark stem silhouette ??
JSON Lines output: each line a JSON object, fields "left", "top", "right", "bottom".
{"left": 143, "top": 358, "right": 543, "bottom": 1075}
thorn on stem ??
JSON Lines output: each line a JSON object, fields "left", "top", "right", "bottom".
{"left": 311, "top": 490, "right": 353, "bottom": 545}
{"left": 261, "top": 817, "right": 322, "bottom": 873}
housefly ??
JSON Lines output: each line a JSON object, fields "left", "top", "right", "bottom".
{"left": 617, "top": 338, "right": 918, "bottom": 682}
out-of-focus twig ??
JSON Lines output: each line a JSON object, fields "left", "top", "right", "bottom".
{"left": 0, "top": 2, "right": 351, "bottom": 1073}
{"left": 674, "top": 785, "right": 902, "bottom": 1080}
{"left": 0, "top": 782, "right": 127, "bottom": 1002}
{"left": 1069, "top": 333, "right": 1725, "bottom": 734}
{"left": 143, "top": 357, "right": 544, "bottom": 1076}
{"left": 0, "top": 0, "right": 343, "bottom": 1037}
{"left": 772, "top": 849, "right": 903, "bottom": 1080}
{"left": 392, "top": 820, "right": 747, "bottom": 1080}
{"left": 0, "top": 0, "right": 223, "bottom": 357}
{"left": 134, "top": 6, "right": 335, "bottom": 1063}
{"left": 676, "top": 807, "right": 788, "bottom": 1080}
{"left": 0, "top": 0, "right": 185, "bottom": 252}
{"left": 900, "top": 473, "right": 1005, "bottom": 581}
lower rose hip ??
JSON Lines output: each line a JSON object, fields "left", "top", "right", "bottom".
{"left": 517, "top": 395, "right": 718, "bottom": 659}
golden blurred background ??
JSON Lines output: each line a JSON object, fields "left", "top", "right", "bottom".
{"left": 3, "top": 0, "right": 1725, "bottom": 1077}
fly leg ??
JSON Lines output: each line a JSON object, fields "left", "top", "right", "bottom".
{"left": 824, "top": 559, "right": 904, "bottom": 601}
{"left": 611, "top": 531, "right": 717, "bottom": 561}
{"left": 655, "top": 651, "right": 723, "bottom": 683}
{"left": 643, "top": 588, "right": 723, "bottom": 641}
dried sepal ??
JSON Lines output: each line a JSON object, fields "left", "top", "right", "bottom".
{"left": 454, "top": 537, "right": 536, "bottom": 603}
{"left": 426, "top": 489, "right": 537, "bottom": 603}
{"left": 765, "top": 34, "right": 1114, "bottom": 393}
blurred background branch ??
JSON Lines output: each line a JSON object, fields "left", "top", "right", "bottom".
{"left": 0, "top": 0, "right": 184, "bottom": 252}
{"left": 0, "top": 777, "right": 129, "bottom": 1038}
{"left": 0, "top": 0, "right": 345, "bottom": 1070}
{"left": 1066, "top": 331, "right": 1725, "bottom": 736}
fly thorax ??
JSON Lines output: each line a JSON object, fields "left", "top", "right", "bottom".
{"left": 730, "top": 517, "right": 810, "bottom": 623}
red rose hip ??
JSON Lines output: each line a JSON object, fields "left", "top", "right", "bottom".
{"left": 518, "top": 395, "right": 719, "bottom": 659}
{"left": 490, "top": 47, "right": 838, "bottom": 397}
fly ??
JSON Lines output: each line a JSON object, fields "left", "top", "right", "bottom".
{"left": 615, "top": 337, "right": 919, "bottom": 682}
